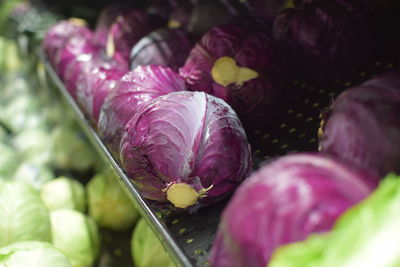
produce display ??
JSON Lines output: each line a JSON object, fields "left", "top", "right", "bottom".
{"left": 3, "top": 0, "right": 400, "bottom": 266}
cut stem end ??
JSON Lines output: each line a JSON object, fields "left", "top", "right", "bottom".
{"left": 166, "top": 183, "right": 201, "bottom": 209}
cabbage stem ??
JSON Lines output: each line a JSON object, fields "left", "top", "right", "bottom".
{"left": 166, "top": 183, "right": 201, "bottom": 209}
{"left": 211, "top": 56, "right": 258, "bottom": 87}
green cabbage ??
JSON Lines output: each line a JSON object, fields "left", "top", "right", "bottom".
{"left": 0, "top": 142, "right": 19, "bottom": 179}
{"left": 87, "top": 170, "right": 139, "bottom": 231}
{"left": 13, "top": 162, "right": 54, "bottom": 189}
{"left": 0, "top": 241, "right": 72, "bottom": 267}
{"left": 50, "top": 209, "right": 100, "bottom": 267}
{"left": 0, "top": 125, "right": 7, "bottom": 141}
{"left": 270, "top": 174, "right": 400, "bottom": 267}
{"left": 0, "top": 181, "right": 51, "bottom": 246}
{"left": 50, "top": 123, "right": 97, "bottom": 171}
{"left": 0, "top": 94, "right": 44, "bottom": 134}
{"left": 131, "top": 218, "right": 175, "bottom": 267}
{"left": 41, "top": 177, "right": 86, "bottom": 212}
{"left": 13, "top": 128, "right": 53, "bottom": 165}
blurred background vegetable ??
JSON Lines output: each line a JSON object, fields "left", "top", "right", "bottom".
{"left": 0, "top": 241, "right": 72, "bottom": 267}
{"left": 41, "top": 177, "right": 86, "bottom": 212}
{"left": 269, "top": 173, "right": 400, "bottom": 267}
{"left": 87, "top": 170, "right": 139, "bottom": 231}
{"left": 50, "top": 209, "right": 101, "bottom": 267}
{"left": 320, "top": 71, "right": 400, "bottom": 177}
{"left": 0, "top": 181, "right": 51, "bottom": 247}
{"left": 209, "top": 153, "right": 376, "bottom": 267}
{"left": 131, "top": 218, "right": 175, "bottom": 267}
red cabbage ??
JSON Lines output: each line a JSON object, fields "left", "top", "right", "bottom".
{"left": 52, "top": 29, "right": 95, "bottom": 78}
{"left": 76, "top": 61, "right": 126, "bottom": 123}
{"left": 320, "top": 71, "right": 400, "bottom": 177}
{"left": 130, "top": 28, "right": 195, "bottom": 71}
{"left": 93, "top": 3, "right": 135, "bottom": 47}
{"left": 62, "top": 50, "right": 108, "bottom": 100}
{"left": 98, "top": 65, "right": 186, "bottom": 155}
{"left": 120, "top": 91, "right": 252, "bottom": 210}
{"left": 273, "top": 0, "right": 377, "bottom": 80}
{"left": 106, "top": 9, "right": 165, "bottom": 68}
{"left": 209, "top": 153, "right": 377, "bottom": 267}
{"left": 179, "top": 25, "right": 289, "bottom": 129}
{"left": 43, "top": 19, "right": 90, "bottom": 65}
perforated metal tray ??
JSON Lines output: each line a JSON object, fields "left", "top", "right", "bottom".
{"left": 38, "top": 48, "right": 399, "bottom": 267}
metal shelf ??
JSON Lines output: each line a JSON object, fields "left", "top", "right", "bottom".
{"left": 37, "top": 45, "right": 400, "bottom": 267}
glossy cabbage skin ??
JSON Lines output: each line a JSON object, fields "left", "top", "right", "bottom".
{"left": 76, "top": 61, "right": 126, "bottom": 123}
{"left": 320, "top": 71, "right": 400, "bottom": 177}
{"left": 180, "top": 25, "right": 288, "bottom": 129}
{"left": 209, "top": 153, "right": 377, "bottom": 267}
{"left": 98, "top": 65, "right": 186, "bottom": 155}
{"left": 120, "top": 91, "right": 252, "bottom": 207}
{"left": 43, "top": 20, "right": 91, "bottom": 65}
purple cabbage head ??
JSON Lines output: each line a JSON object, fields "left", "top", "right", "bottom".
{"left": 76, "top": 61, "right": 126, "bottom": 123}
{"left": 52, "top": 28, "right": 94, "bottom": 77}
{"left": 106, "top": 9, "right": 165, "bottom": 68}
{"left": 93, "top": 3, "right": 135, "bottom": 47}
{"left": 120, "top": 91, "right": 252, "bottom": 210}
{"left": 209, "top": 153, "right": 377, "bottom": 267}
{"left": 43, "top": 19, "right": 91, "bottom": 65}
{"left": 179, "top": 24, "right": 289, "bottom": 129}
{"left": 320, "top": 71, "right": 400, "bottom": 177}
{"left": 98, "top": 65, "right": 187, "bottom": 155}
{"left": 130, "top": 28, "right": 195, "bottom": 71}
{"left": 273, "top": 0, "right": 377, "bottom": 80}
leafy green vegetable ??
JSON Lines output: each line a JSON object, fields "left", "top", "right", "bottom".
{"left": 0, "top": 94, "right": 44, "bottom": 134}
{"left": 0, "top": 241, "right": 71, "bottom": 267}
{"left": 270, "top": 174, "right": 400, "bottom": 267}
{"left": 13, "top": 128, "right": 53, "bottom": 166}
{"left": 50, "top": 209, "right": 100, "bottom": 267}
{"left": 51, "top": 123, "right": 97, "bottom": 171}
{"left": 87, "top": 170, "right": 139, "bottom": 231}
{"left": 13, "top": 162, "right": 54, "bottom": 190}
{"left": 41, "top": 177, "right": 86, "bottom": 212}
{"left": 0, "top": 181, "right": 51, "bottom": 246}
{"left": 0, "top": 241, "right": 72, "bottom": 267}
{"left": 0, "top": 142, "right": 19, "bottom": 179}
{"left": 131, "top": 218, "right": 175, "bottom": 267}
